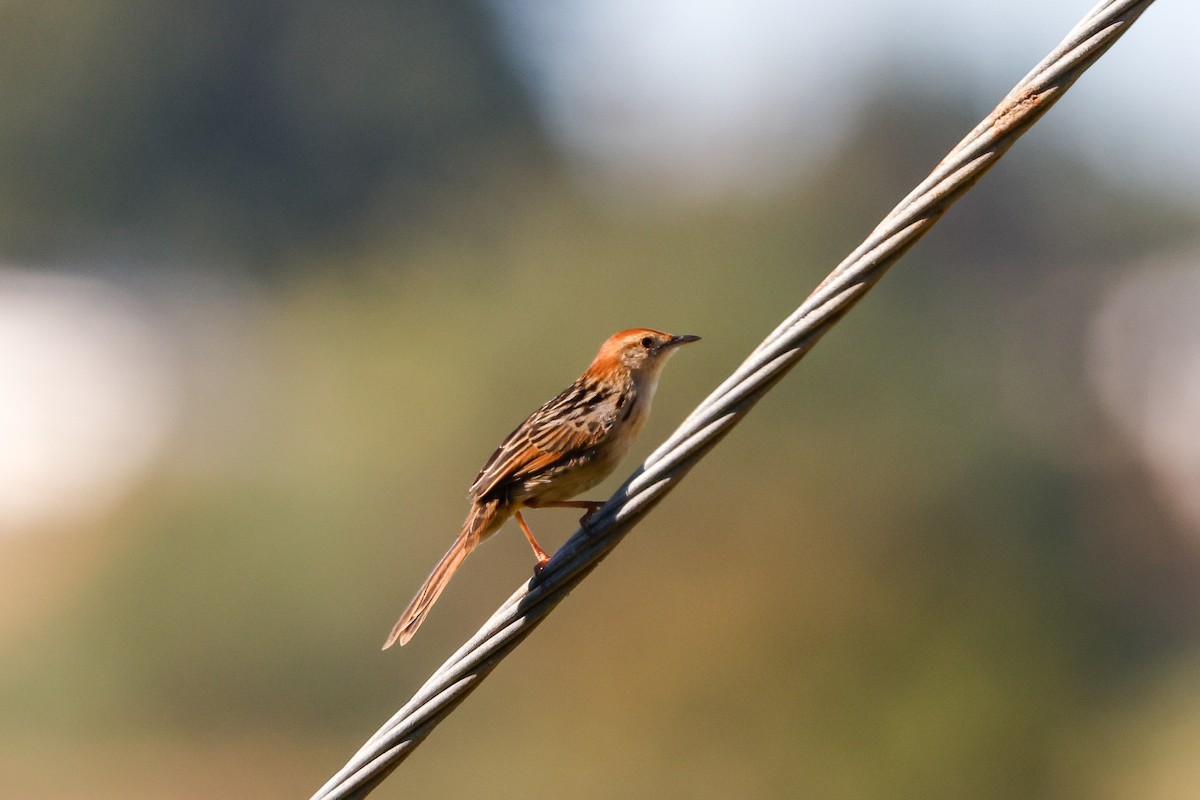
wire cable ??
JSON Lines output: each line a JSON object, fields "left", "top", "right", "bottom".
{"left": 312, "top": 2, "right": 1156, "bottom": 796}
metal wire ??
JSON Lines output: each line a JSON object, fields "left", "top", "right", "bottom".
{"left": 312, "top": 1, "right": 1156, "bottom": 797}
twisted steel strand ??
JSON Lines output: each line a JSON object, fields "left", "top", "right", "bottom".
{"left": 313, "top": 1, "right": 1155, "bottom": 796}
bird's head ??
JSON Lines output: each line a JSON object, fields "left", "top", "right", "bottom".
{"left": 588, "top": 328, "right": 700, "bottom": 381}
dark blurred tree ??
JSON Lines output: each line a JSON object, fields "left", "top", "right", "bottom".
{"left": 805, "top": 81, "right": 1200, "bottom": 280}
{"left": 0, "top": 1, "right": 548, "bottom": 272}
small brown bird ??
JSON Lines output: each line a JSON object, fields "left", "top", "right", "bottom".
{"left": 383, "top": 328, "right": 699, "bottom": 648}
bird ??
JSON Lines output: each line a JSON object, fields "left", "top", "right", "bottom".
{"left": 383, "top": 328, "right": 700, "bottom": 648}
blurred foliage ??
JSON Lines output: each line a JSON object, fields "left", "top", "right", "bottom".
{"left": 2, "top": 3, "right": 1200, "bottom": 800}
{"left": 0, "top": 0, "right": 549, "bottom": 269}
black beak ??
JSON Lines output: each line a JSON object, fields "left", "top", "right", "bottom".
{"left": 663, "top": 334, "right": 701, "bottom": 350}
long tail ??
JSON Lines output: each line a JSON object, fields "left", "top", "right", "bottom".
{"left": 383, "top": 500, "right": 505, "bottom": 649}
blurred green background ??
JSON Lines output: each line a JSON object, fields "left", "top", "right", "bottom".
{"left": 3, "top": 1, "right": 1200, "bottom": 798}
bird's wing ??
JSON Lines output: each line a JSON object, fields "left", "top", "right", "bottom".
{"left": 468, "top": 377, "right": 625, "bottom": 501}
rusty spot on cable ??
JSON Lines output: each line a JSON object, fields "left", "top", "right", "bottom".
{"left": 990, "top": 87, "right": 1048, "bottom": 136}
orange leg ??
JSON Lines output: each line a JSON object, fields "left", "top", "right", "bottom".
{"left": 528, "top": 499, "right": 606, "bottom": 526}
{"left": 515, "top": 510, "right": 551, "bottom": 569}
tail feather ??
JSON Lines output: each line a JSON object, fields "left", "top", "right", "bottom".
{"left": 383, "top": 500, "right": 504, "bottom": 649}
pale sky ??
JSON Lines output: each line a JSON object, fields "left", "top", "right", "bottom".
{"left": 491, "top": 0, "right": 1200, "bottom": 200}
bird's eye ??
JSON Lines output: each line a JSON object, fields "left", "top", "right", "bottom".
{"left": 641, "top": 336, "right": 654, "bottom": 349}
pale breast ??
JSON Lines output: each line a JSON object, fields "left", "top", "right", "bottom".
{"left": 506, "top": 374, "right": 652, "bottom": 506}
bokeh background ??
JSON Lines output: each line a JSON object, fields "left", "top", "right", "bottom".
{"left": 3, "top": 1, "right": 1200, "bottom": 797}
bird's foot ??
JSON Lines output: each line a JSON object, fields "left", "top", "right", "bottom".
{"left": 578, "top": 502, "right": 605, "bottom": 528}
